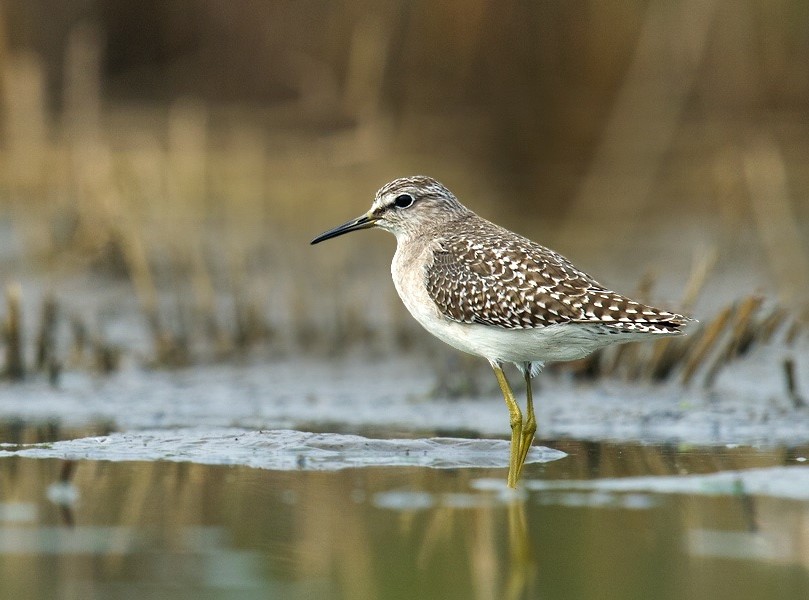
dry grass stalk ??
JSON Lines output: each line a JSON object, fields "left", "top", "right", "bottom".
{"left": 556, "top": 0, "right": 718, "bottom": 255}
{"left": 643, "top": 247, "right": 717, "bottom": 380}
{"left": 68, "top": 314, "right": 87, "bottom": 368}
{"left": 743, "top": 134, "right": 809, "bottom": 306}
{"left": 783, "top": 307, "right": 808, "bottom": 345}
{"left": 721, "top": 295, "right": 763, "bottom": 357}
{"left": 35, "top": 293, "right": 60, "bottom": 385}
{"left": 3, "top": 283, "right": 25, "bottom": 380}
{"left": 93, "top": 335, "right": 120, "bottom": 374}
{"left": 701, "top": 295, "right": 763, "bottom": 388}
{"left": 783, "top": 359, "right": 806, "bottom": 409}
{"left": 678, "top": 304, "right": 733, "bottom": 386}
{"left": 755, "top": 307, "right": 790, "bottom": 346}
{"left": 2, "top": 52, "right": 48, "bottom": 198}
{"left": 34, "top": 293, "right": 55, "bottom": 368}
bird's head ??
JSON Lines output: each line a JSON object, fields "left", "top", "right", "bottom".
{"left": 310, "top": 176, "right": 469, "bottom": 244}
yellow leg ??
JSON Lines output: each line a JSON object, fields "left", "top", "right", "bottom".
{"left": 516, "top": 368, "right": 537, "bottom": 479}
{"left": 490, "top": 361, "right": 522, "bottom": 488}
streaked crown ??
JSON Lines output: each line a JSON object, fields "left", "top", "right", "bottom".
{"left": 371, "top": 176, "right": 471, "bottom": 238}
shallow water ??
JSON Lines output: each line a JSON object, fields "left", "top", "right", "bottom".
{"left": 1, "top": 421, "right": 808, "bottom": 600}
{"left": 2, "top": 353, "right": 808, "bottom": 445}
{"left": 0, "top": 350, "right": 808, "bottom": 599}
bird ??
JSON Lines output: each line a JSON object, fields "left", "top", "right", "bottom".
{"left": 310, "top": 176, "right": 691, "bottom": 488}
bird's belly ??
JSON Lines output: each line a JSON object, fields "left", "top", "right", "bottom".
{"left": 414, "top": 317, "right": 614, "bottom": 364}
{"left": 435, "top": 321, "right": 618, "bottom": 363}
{"left": 391, "top": 251, "right": 616, "bottom": 364}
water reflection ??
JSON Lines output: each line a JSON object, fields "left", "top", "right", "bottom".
{"left": 0, "top": 425, "right": 808, "bottom": 599}
{"left": 505, "top": 498, "right": 535, "bottom": 600}
{"left": 46, "top": 460, "right": 78, "bottom": 527}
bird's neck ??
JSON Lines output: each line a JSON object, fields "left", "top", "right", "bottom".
{"left": 393, "top": 212, "right": 474, "bottom": 246}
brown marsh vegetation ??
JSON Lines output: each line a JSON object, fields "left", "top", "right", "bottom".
{"left": 0, "top": 1, "right": 807, "bottom": 396}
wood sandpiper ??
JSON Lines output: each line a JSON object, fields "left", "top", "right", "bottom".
{"left": 311, "top": 176, "right": 690, "bottom": 488}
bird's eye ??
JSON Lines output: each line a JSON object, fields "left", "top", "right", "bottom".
{"left": 394, "top": 194, "right": 414, "bottom": 209}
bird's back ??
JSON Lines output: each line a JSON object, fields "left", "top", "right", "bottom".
{"left": 422, "top": 214, "right": 689, "bottom": 335}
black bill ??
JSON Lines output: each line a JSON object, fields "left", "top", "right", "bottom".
{"left": 310, "top": 213, "right": 377, "bottom": 244}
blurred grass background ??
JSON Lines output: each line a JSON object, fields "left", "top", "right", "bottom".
{"left": 0, "top": 0, "right": 808, "bottom": 375}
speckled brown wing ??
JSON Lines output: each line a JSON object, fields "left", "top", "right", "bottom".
{"left": 425, "top": 219, "right": 687, "bottom": 333}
